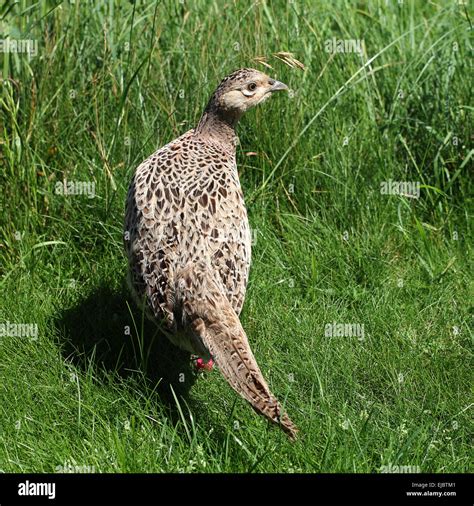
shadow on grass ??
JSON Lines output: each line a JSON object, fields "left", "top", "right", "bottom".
{"left": 54, "top": 284, "right": 264, "bottom": 450}
{"left": 54, "top": 284, "right": 200, "bottom": 421}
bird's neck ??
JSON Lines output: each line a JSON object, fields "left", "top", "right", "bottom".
{"left": 195, "top": 106, "right": 240, "bottom": 149}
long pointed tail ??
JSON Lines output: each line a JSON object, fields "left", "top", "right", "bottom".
{"left": 177, "top": 263, "right": 298, "bottom": 440}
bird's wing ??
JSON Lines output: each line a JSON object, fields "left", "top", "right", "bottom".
{"left": 124, "top": 130, "right": 196, "bottom": 328}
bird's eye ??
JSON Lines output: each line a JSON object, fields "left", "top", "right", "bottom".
{"left": 247, "top": 82, "right": 257, "bottom": 91}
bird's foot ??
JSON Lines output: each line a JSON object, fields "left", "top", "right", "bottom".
{"left": 193, "top": 357, "right": 214, "bottom": 371}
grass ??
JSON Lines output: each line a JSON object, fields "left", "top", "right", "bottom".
{"left": 0, "top": 0, "right": 472, "bottom": 473}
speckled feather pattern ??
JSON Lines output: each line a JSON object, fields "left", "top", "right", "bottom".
{"left": 124, "top": 69, "right": 298, "bottom": 439}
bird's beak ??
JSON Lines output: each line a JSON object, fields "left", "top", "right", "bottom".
{"left": 269, "top": 80, "right": 289, "bottom": 92}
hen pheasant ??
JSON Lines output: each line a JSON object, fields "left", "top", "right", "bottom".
{"left": 124, "top": 68, "right": 298, "bottom": 440}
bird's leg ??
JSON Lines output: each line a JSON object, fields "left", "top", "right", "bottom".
{"left": 191, "top": 355, "right": 214, "bottom": 371}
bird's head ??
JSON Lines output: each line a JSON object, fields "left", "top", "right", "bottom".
{"left": 208, "top": 68, "right": 288, "bottom": 120}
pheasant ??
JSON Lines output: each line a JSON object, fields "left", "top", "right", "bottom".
{"left": 124, "top": 68, "right": 298, "bottom": 440}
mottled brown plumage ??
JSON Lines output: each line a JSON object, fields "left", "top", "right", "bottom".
{"left": 124, "top": 68, "right": 297, "bottom": 439}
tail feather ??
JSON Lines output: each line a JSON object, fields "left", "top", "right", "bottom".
{"left": 177, "top": 263, "right": 298, "bottom": 440}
